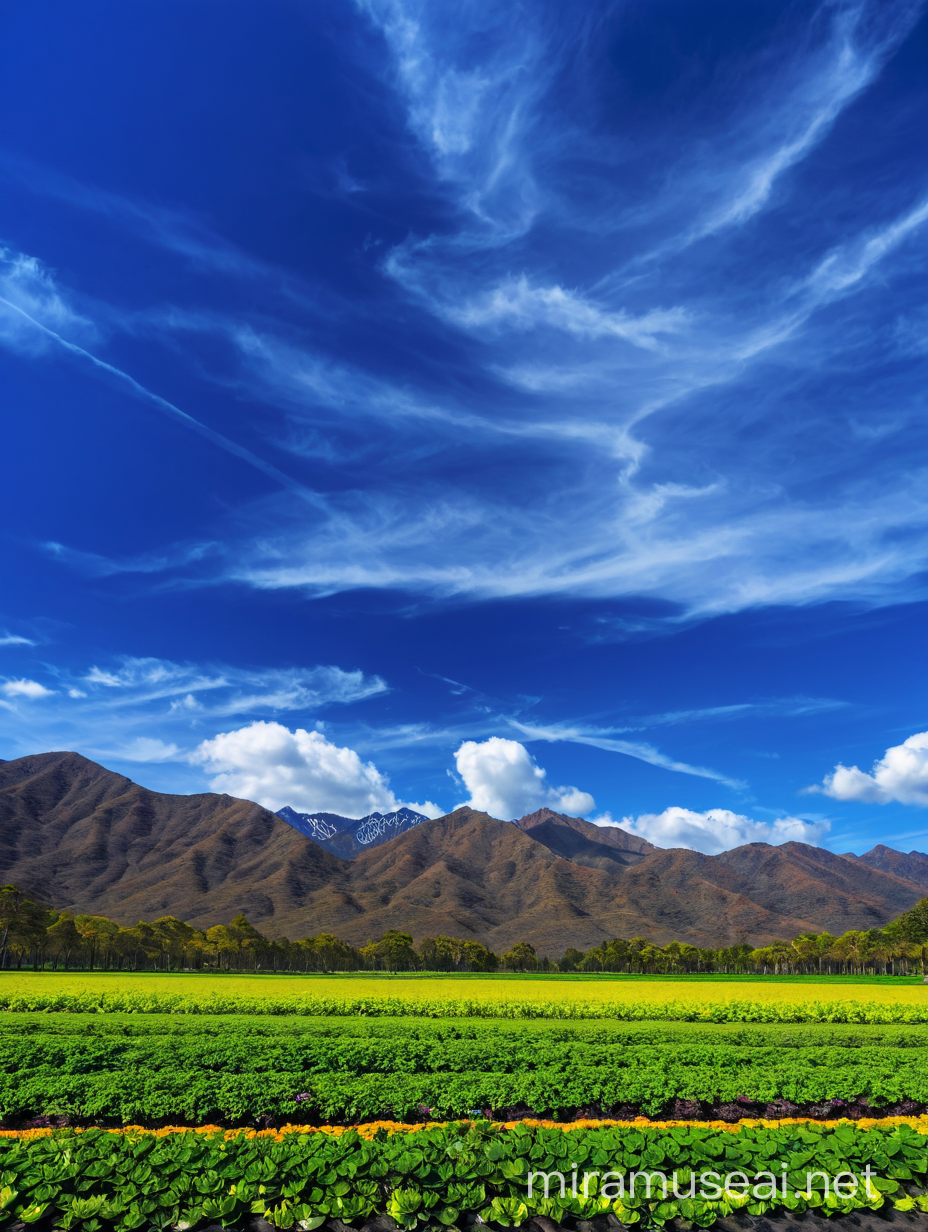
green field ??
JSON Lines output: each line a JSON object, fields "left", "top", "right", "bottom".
{"left": 3, "top": 973, "right": 926, "bottom": 1125}
{"left": 3, "top": 969, "right": 923, "bottom": 985}
{"left": 2, "top": 1013, "right": 926, "bottom": 1124}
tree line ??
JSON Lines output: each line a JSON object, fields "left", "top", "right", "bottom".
{"left": 1, "top": 884, "right": 927, "bottom": 975}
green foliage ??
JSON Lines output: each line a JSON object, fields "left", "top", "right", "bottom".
{"left": 890, "top": 898, "right": 928, "bottom": 945}
{"left": 501, "top": 944, "right": 537, "bottom": 973}
{"left": 0, "top": 888, "right": 55, "bottom": 969}
{"left": 1, "top": 1015, "right": 926, "bottom": 1123}
{"left": 417, "top": 937, "right": 499, "bottom": 972}
{"left": 360, "top": 932, "right": 419, "bottom": 972}
{"left": 0, "top": 1120, "right": 925, "bottom": 1230}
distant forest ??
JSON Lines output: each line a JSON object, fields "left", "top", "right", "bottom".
{"left": 1, "top": 884, "right": 927, "bottom": 975}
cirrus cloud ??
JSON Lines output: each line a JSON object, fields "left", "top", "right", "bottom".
{"left": 0, "top": 654, "right": 390, "bottom": 777}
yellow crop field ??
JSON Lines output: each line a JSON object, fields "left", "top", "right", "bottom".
{"left": 1, "top": 970, "right": 924, "bottom": 1006}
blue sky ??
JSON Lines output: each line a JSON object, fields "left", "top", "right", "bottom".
{"left": 2, "top": 0, "right": 927, "bottom": 855}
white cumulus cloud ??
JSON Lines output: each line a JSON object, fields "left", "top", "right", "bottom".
{"left": 812, "top": 731, "right": 928, "bottom": 806}
{"left": 1, "top": 678, "right": 54, "bottom": 699}
{"left": 454, "top": 736, "right": 594, "bottom": 820}
{"left": 191, "top": 720, "right": 441, "bottom": 819}
{"left": 602, "top": 806, "right": 829, "bottom": 855}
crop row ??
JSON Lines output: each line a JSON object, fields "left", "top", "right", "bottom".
{"left": 7, "top": 1032, "right": 927, "bottom": 1076}
{"left": 4, "top": 1035, "right": 926, "bottom": 1120}
{"left": 10, "top": 1012, "right": 926, "bottom": 1046}
{"left": 2, "top": 989, "right": 928, "bottom": 1021}
{"left": 1, "top": 1119, "right": 926, "bottom": 1230}
{"left": 4, "top": 1015, "right": 925, "bottom": 1122}
{"left": 4, "top": 1056, "right": 926, "bottom": 1122}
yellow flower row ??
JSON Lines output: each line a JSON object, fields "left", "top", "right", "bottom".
{"left": 3, "top": 1114, "right": 928, "bottom": 1142}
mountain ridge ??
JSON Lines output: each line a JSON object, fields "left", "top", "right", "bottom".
{"left": 841, "top": 843, "right": 928, "bottom": 890}
{"left": 1, "top": 751, "right": 926, "bottom": 952}
{"left": 276, "top": 804, "right": 430, "bottom": 859}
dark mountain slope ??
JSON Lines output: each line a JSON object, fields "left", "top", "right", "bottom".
{"left": 276, "top": 807, "right": 348, "bottom": 843}
{"left": 513, "top": 808, "right": 656, "bottom": 870}
{"left": 716, "top": 841, "right": 926, "bottom": 929}
{"left": 307, "top": 808, "right": 625, "bottom": 952}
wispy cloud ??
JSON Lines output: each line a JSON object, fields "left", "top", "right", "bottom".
{"left": 1, "top": 678, "right": 55, "bottom": 700}
{"left": 627, "top": 697, "right": 850, "bottom": 729}
{"left": 444, "top": 276, "right": 689, "bottom": 351}
{"left": 356, "top": 0, "right": 549, "bottom": 237}
{"left": 0, "top": 157, "right": 342, "bottom": 315}
{"left": 70, "top": 656, "right": 387, "bottom": 716}
{"left": 43, "top": 540, "right": 217, "bottom": 580}
{"left": 3, "top": 0, "right": 927, "bottom": 631}
{"left": 0, "top": 654, "right": 387, "bottom": 767}
{"left": 509, "top": 720, "right": 745, "bottom": 790}
{"left": 684, "top": 0, "right": 924, "bottom": 243}
{"left": 216, "top": 463, "right": 928, "bottom": 617}
{"left": 0, "top": 248, "right": 96, "bottom": 354}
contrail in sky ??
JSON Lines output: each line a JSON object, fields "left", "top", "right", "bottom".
{"left": 0, "top": 294, "right": 324, "bottom": 505}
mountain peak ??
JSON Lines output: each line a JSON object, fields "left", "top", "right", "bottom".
{"left": 850, "top": 843, "right": 928, "bottom": 889}
{"left": 277, "top": 804, "right": 431, "bottom": 858}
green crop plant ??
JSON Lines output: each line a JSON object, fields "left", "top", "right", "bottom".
{"left": 2, "top": 1014, "right": 925, "bottom": 1124}
{"left": 0, "top": 1120, "right": 926, "bottom": 1230}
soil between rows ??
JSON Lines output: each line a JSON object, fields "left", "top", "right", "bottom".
{"left": 7, "top": 1207, "right": 928, "bottom": 1232}
{"left": 9, "top": 1098, "right": 928, "bottom": 1133}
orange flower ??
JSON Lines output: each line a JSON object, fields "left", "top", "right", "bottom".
{"left": 2, "top": 1114, "right": 927, "bottom": 1140}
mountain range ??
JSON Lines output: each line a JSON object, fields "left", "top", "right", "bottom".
{"left": 276, "top": 805, "right": 429, "bottom": 859}
{"left": 1, "top": 750, "right": 927, "bottom": 954}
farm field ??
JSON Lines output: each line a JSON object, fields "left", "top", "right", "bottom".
{"left": 2, "top": 1013, "right": 927, "bottom": 1125}
{"left": 2, "top": 970, "right": 926, "bottom": 1016}
{"left": 3, "top": 974, "right": 927, "bottom": 1229}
